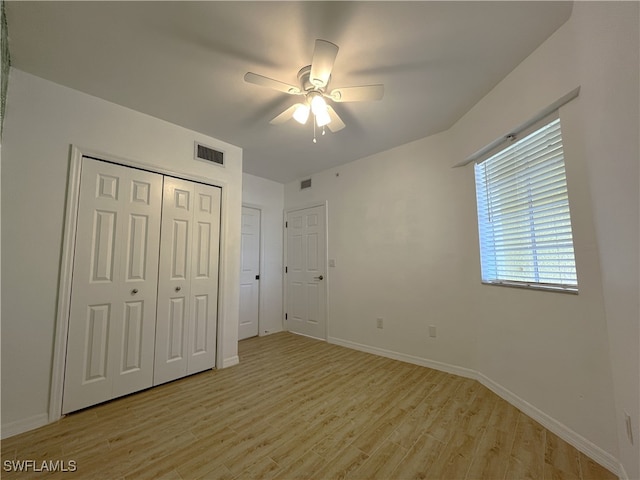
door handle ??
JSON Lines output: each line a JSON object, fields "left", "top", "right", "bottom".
{"left": 175, "top": 286, "right": 182, "bottom": 292}
{"left": 314, "top": 275, "right": 324, "bottom": 281}
{"left": 131, "top": 288, "right": 139, "bottom": 295}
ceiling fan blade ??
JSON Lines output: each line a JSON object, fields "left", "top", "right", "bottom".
{"left": 244, "top": 72, "right": 301, "bottom": 95}
{"left": 329, "top": 84, "right": 384, "bottom": 102}
{"left": 326, "top": 106, "right": 345, "bottom": 132}
{"left": 269, "top": 104, "right": 303, "bottom": 125}
{"left": 310, "top": 39, "right": 339, "bottom": 88}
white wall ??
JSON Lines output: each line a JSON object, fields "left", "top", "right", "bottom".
{"left": 285, "top": 130, "right": 478, "bottom": 373}
{"left": 242, "top": 173, "right": 284, "bottom": 336}
{"left": 453, "top": 3, "right": 639, "bottom": 477}
{"left": 448, "top": 0, "right": 621, "bottom": 469}
{"left": 285, "top": 3, "right": 638, "bottom": 476}
{"left": 1, "top": 69, "right": 243, "bottom": 435}
{"left": 569, "top": 4, "right": 639, "bottom": 478}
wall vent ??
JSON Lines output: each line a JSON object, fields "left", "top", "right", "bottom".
{"left": 300, "top": 178, "right": 312, "bottom": 190}
{"left": 194, "top": 142, "right": 224, "bottom": 166}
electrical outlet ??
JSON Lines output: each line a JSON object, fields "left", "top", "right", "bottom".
{"left": 376, "top": 318, "right": 383, "bottom": 329}
{"left": 429, "top": 325, "right": 437, "bottom": 338}
{"left": 625, "top": 412, "right": 634, "bottom": 444}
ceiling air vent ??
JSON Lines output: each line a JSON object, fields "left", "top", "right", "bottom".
{"left": 194, "top": 142, "right": 224, "bottom": 166}
{"left": 300, "top": 178, "right": 312, "bottom": 190}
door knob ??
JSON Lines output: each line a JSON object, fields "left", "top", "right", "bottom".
{"left": 175, "top": 286, "right": 182, "bottom": 292}
{"left": 314, "top": 275, "right": 324, "bottom": 280}
{"left": 131, "top": 289, "right": 139, "bottom": 295}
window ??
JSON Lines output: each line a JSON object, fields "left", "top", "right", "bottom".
{"left": 474, "top": 116, "right": 578, "bottom": 292}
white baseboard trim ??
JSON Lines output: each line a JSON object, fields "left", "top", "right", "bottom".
{"left": 477, "top": 373, "right": 621, "bottom": 477}
{"left": 328, "top": 335, "right": 621, "bottom": 478}
{"left": 290, "top": 331, "right": 327, "bottom": 342}
{"left": 259, "top": 328, "right": 283, "bottom": 337}
{"left": 221, "top": 355, "right": 240, "bottom": 368}
{"left": 1, "top": 413, "right": 49, "bottom": 439}
{"left": 328, "top": 336, "right": 476, "bottom": 379}
{"left": 617, "top": 463, "right": 628, "bottom": 480}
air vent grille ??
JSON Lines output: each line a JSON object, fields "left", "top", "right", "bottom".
{"left": 300, "top": 178, "right": 312, "bottom": 189}
{"left": 195, "top": 142, "right": 224, "bottom": 166}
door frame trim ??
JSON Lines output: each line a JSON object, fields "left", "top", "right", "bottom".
{"left": 240, "top": 203, "right": 263, "bottom": 338}
{"left": 283, "top": 201, "right": 329, "bottom": 341}
{"left": 50, "top": 145, "right": 229, "bottom": 422}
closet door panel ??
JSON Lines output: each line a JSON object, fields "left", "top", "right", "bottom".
{"left": 187, "top": 184, "right": 221, "bottom": 374}
{"left": 63, "top": 159, "right": 162, "bottom": 414}
{"left": 154, "top": 177, "right": 193, "bottom": 385}
{"left": 112, "top": 171, "right": 163, "bottom": 397}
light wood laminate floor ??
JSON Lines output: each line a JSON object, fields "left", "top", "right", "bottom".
{"left": 1, "top": 332, "right": 617, "bottom": 480}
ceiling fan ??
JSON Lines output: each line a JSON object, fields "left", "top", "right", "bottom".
{"left": 244, "top": 39, "right": 384, "bottom": 142}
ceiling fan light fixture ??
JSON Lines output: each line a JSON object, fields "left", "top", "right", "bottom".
{"left": 293, "top": 103, "right": 310, "bottom": 124}
{"left": 315, "top": 107, "right": 331, "bottom": 127}
{"left": 310, "top": 94, "right": 327, "bottom": 115}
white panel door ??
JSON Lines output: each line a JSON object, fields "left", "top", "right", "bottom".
{"left": 239, "top": 207, "right": 260, "bottom": 340}
{"left": 155, "top": 177, "right": 221, "bottom": 385}
{"left": 187, "top": 183, "right": 221, "bottom": 374}
{"left": 285, "top": 205, "right": 326, "bottom": 339}
{"left": 63, "top": 158, "right": 162, "bottom": 414}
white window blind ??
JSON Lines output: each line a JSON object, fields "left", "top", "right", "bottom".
{"left": 474, "top": 117, "right": 578, "bottom": 292}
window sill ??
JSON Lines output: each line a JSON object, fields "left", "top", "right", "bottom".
{"left": 481, "top": 280, "right": 578, "bottom": 295}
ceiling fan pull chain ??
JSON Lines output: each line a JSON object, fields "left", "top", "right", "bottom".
{"left": 313, "top": 120, "right": 317, "bottom": 143}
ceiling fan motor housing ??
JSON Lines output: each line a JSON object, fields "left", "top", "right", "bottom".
{"left": 297, "top": 65, "right": 329, "bottom": 93}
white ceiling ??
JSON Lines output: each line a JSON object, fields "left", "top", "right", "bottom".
{"left": 6, "top": 1, "right": 572, "bottom": 184}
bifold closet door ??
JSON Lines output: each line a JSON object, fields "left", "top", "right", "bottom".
{"left": 63, "top": 158, "right": 163, "bottom": 414}
{"left": 154, "top": 177, "right": 221, "bottom": 385}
